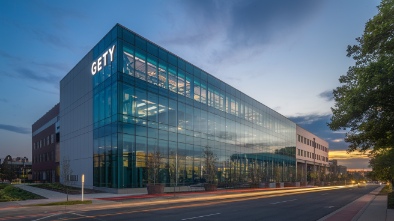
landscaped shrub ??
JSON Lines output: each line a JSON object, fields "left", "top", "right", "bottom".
{"left": 388, "top": 192, "right": 394, "bottom": 209}
{"left": 0, "top": 184, "right": 44, "bottom": 201}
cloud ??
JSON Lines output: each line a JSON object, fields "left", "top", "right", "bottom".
{"left": 319, "top": 90, "right": 334, "bottom": 101}
{"left": 32, "top": 61, "right": 70, "bottom": 72}
{"left": 11, "top": 68, "right": 61, "bottom": 85}
{"left": 289, "top": 114, "right": 326, "bottom": 125}
{"left": 227, "top": 0, "right": 320, "bottom": 47}
{"left": 335, "top": 158, "right": 370, "bottom": 170}
{"left": 35, "top": 1, "right": 88, "bottom": 28}
{"left": 165, "top": 0, "right": 323, "bottom": 64}
{"left": 0, "top": 98, "right": 7, "bottom": 103}
{"left": 289, "top": 114, "right": 350, "bottom": 151}
{"left": 0, "top": 124, "right": 30, "bottom": 134}
{"left": 329, "top": 150, "right": 370, "bottom": 160}
{"left": 28, "top": 86, "right": 59, "bottom": 95}
{"left": 1, "top": 16, "right": 75, "bottom": 51}
{"left": 31, "top": 29, "right": 72, "bottom": 50}
{"left": 0, "top": 50, "right": 22, "bottom": 61}
{"left": 329, "top": 150, "right": 371, "bottom": 169}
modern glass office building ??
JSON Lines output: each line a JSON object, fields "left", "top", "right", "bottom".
{"left": 60, "top": 24, "right": 297, "bottom": 192}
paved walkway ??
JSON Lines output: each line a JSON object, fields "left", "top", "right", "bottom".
{"left": 319, "top": 185, "right": 393, "bottom": 221}
{"left": 1, "top": 184, "right": 393, "bottom": 221}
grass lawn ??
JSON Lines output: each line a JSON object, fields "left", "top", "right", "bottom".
{"left": 0, "top": 184, "right": 45, "bottom": 202}
{"left": 33, "top": 183, "right": 102, "bottom": 194}
{"left": 33, "top": 200, "right": 92, "bottom": 206}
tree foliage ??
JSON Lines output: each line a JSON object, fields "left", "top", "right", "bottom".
{"left": 0, "top": 155, "right": 15, "bottom": 182}
{"left": 369, "top": 148, "right": 394, "bottom": 186}
{"left": 329, "top": 0, "right": 394, "bottom": 152}
{"left": 146, "top": 150, "right": 162, "bottom": 184}
{"left": 61, "top": 157, "right": 73, "bottom": 201}
{"left": 202, "top": 146, "right": 218, "bottom": 184}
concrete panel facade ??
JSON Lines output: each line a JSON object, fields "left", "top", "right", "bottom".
{"left": 60, "top": 51, "right": 94, "bottom": 188}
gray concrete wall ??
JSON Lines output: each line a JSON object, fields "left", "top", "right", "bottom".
{"left": 59, "top": 51, "right": 93, "bottom": 189}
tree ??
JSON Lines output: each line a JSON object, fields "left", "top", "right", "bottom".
{"left": 1, "top": 155, "right": 15, "bottom": 182}
{"left": 202, "top": 146, "right": 218, "bottom": 184}
{"left": 369, "top": 148, "right": 394, "bottom": 186}
{"left": 146, "top": 150, "right": 162, "bottom": 185}
{"left": 328, "top": 0, "right": 394, "bottom": 152}
{"left": 168, "top": 149, "right": 177, "bottom": 186}
{"left": 274, "top": 166, "right": 282, "bottom": 183}
{"left": 249, "top": 159, "right": 262, "bottom": 185}
{"left": 61, "top": 157, "right": 73, "bottom": 201}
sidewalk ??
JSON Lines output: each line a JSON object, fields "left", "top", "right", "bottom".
{"left": 320, "top": 185, "right": 393, "bottom": 221}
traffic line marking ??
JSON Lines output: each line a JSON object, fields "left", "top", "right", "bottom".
{"left": 182, "top": 213, "right": 221, "bottom": 220}
{"left": 31, "top": 213, "right": 62, "bottom": 221}
{"left": 270, "top": 199, "right": 297, "bottom": 204}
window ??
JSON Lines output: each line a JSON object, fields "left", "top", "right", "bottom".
{"left": 123, "top": 47, "right": 135, "bottom": 76}
{"left": 177, "top": 70, "right": 185, "bottom": 96}
{"left": 168, "top": 66, "right": 177, "bottom": 93}
{"left": 158, "top": 62, "right": 167, "bottom": 89}
{"left": 147, "top": 56, "right": 158, "bottom": 85}
{"left": 193, "top": 79, "right": 201, "bottom": 102}
{"left": 185, "top": 74, "right": 192, "bottom": 99}
{"left": 135, "top": 51, "right": 146, "bottom": 81}
{"left": 200, "top": 83, "right": 207, "bottom": 104}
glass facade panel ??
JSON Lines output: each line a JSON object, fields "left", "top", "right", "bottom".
{"left": 93, "top": 25, "right": 297, "bottom": 189}
{"left": 168, "top": 66, "right": 177, "bottom": 93}
{"left": 135, "top": 50, "right": 146, "bottom": 81}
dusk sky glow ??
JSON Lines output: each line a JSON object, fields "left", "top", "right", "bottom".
{"left": 0, "top": 0, "right": 380, "bottom": 169}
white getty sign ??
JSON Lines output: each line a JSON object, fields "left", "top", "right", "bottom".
{"left": 91, "top": 45, "right": 116, "bottom": 75}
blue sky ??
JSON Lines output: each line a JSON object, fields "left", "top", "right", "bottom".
{"left": 0, "top": 0, "right": 379, "bottom": 169}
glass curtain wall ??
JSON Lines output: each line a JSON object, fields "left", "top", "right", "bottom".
{"left": 93, "top": 26, "right": 120, "bottom": 188}
{"left": 94, "top": 25, "right": 297, "bottom": 189}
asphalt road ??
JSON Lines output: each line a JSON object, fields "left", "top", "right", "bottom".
{"left": 1, "top": 185, "right": 379, "bottom": 221}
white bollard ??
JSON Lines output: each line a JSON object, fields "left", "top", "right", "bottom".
{"left": 81, "top": 174, "right": 85, "bottom": 201}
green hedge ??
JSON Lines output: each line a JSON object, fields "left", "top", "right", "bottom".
{"left": 34, "top": 200, "right": 92, "bottom": 206}
{"left": 388, "top": 192, "right": 394, "bottom": 209}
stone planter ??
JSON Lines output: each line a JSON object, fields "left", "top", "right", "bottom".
{"left": 147, "top": 184, "right": 165, "bottom": 194}
{"left": 284, "top": 182, "right": 293, "bottom": 187}
{"left": 284, "top": 182, "right": 300, "bottom": 187}
{"left": 250, "top": 183, "right": 260, "bottom": 188}
{"left": 204, "top": 183, "right": 217, "bottom": 191}
{"left": 259, "top": 182, "right": 268, "bottom": 188}
{"left": 269, "top": 183, "right": 276, "bottom": 188}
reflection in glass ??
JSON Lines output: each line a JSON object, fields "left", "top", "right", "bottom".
{"left": 135, "top": 52, "right": 146, "bottom": 81}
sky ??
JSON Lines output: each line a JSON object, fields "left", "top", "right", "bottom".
{"left": 0, "top": 0, "right": 380, "bottom": 169}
